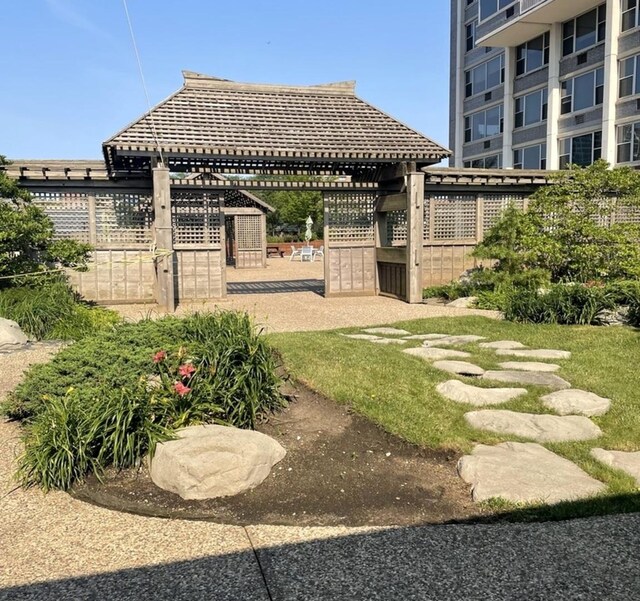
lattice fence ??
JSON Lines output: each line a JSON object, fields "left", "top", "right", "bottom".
{"left": 431, "top": 194, "right": 477, "bottom": 240}
{"left": 386, "top": 210, "right": 407, "bottom": 245}
{"left": 236, "top": 215, "right": 262, "bottom": 249}
{"left": 483, "top": 193, "right": 526, "bottom": 234}
{"left": 31, "top": 192, "right": 90, "bottom": 243}
{"left": 325, "top": 192, "right": 376, "bottom": 243}
{"left": 171, "top": 192, "right": 222, "bottom": 248}
{"left": 95, "top": 193, "right": 153, "bottom": 245}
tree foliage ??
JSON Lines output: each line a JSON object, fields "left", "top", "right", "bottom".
{"left": 0, "top": 155, "right": 91, "bottom": 283}
{"left": 474, "top": 161, "right": 640, "bottom": 282}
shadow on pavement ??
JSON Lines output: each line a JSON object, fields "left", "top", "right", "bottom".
{"left": 3, "top": 510, "right": 640, "bottom": 600}
{"left": 227, "top": 279, "right": 324, "bottom": 295}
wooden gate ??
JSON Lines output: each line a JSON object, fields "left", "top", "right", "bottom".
{"left": 234, "top": 214, "right": 266, "bottom": 268}
{"left": 323, "top": 192, "right": 377, "bottom": 297}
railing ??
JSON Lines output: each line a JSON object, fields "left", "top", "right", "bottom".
{"left": 520, "top": 0, "right": 547, "bottom": 13}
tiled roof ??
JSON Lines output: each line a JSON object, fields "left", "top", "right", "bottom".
{"left": 103, "top": 72, "right": 450, "bottom": 167}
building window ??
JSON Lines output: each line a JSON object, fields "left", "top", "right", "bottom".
{"left": 466, "top": 21, "right": 476, "bottom": 52}
{"left": 464, "top": 105, "right": 504, "bottom": 142}
{"left": 559, "top": 131, "right": 602, "bottom": 168}
{"left": 516, "top": 33, "right": 550, "bottom": 76}
{"left": 622, "top": 0, "right": 640, "bottom": 32}
{"left": 463, "top": 154, "right": 503, "bottom": 169}
{"left": 560, "top": 67, "right": 604, "bottom": 114}
{"left": 479, "top": 0, "right": 515, "bottom": 21}
{"left": 515, "top": 88, "right": 548, "bottom": 128}
{"left": 562, "top": 5, "right": 606, "bottom": 56}
{"left": 514, "top": 144, "right": 547, "bottom": 169}
{"left": 619, "top": 53, "right": 640, "bottom": 97}
{"left": 617, "top": 121, "right": 640, "bottom": 163}
{"left": 464, "top": 54, "right": 505, "bottom": 97}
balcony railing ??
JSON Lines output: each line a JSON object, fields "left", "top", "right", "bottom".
{"left": 520, "top": 0, "right": 546, "bottom": 13}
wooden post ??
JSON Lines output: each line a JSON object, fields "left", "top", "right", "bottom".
{"left": 406, "top": 171, "right": 425, "bottom": 304}
{"left": 219, "top": 193, "right": 227, "bottom": 298}
{"left": 323, "top": 193, "right": 330, "bottom": 297}
{"left": 153, "top": 167, "right": 176, "bottom": 311}
{"left": 260, "top": 213, "right": 267, "bottom": 268}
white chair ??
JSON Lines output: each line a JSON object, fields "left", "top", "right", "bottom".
{"left": 289, "top": 245, "right": 302, "bottom": 261}
{"left": 313, "top": 245, "right": 324, "bottom": 260}
{"left": 300, "top": 246, "right": 314, "bottom": 262}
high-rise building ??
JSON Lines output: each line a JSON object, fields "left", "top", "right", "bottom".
{"left": 450, "top": 0, "right": 640, "bottom": 169}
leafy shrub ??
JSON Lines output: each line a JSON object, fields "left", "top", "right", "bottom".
{"left": 423, "top": 282, "right": 476, "bottom": 301}
{"left": 0, "top": 277, "right": 120, "bottom": 340}
{"left": 503, "top": 284, "right": 616, "bottom": 325}
{"left": 11, "top": 311, "right": 286, "bottom": 490}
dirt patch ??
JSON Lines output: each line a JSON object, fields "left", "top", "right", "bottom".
{"left": 73, "top": 382, "right": 485, "bottom": 527}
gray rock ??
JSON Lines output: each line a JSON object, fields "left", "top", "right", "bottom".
{"left": 541, "top": 389, "right": 611, "bottom": 417}
{"left": 464, "top": 410, "right": 602, "bottom": 442}
{"left": 458, "top": 442, "right": 606, "bottom": 503}
{"left": 498, "top": 361, "right": 561, "bottom": 373}
{"left": 150, "top": 425, "right": 286, "bottom": 500}
{"left": 446, "top": 296, "right": 478, "bottom": 308}
{"left": 341, "top": 334, "right": 383, "bottom": 341}
{"left": 0, "top": 317, "right": 28, "bottom": 347}
{"left": 362, "top": 327, "right": 411, "bottom": 336}
{"left": 432, "top": 361, "right": 485, "bottom": 376}
{"left": 436, "top": 380, "right": 527, "bottom": 406}
{"left": 591, "top": 448, "right": 640, "bottom": 486}
{"left": 368, "top": 337, "right": 408, "bottom": 345}
{"left": 596, "top": 307, "right": 629, "bottom": 326}
{"left": 495, "top": 348, "right": 571, "bottom": 360}
{"left": 403, "top": 333, "right": 450, "bottom": 340}
{"left": 482, "top": 370, "right": 571, "bottom": 390}
{"left": 479, "top": 340, "right": 528, "bottom": 350}
{"left": 403, "top": 347, "right": 471, "bottom": 361}
{"left": 423, "top": 335, "right": 486, "bottom": 347}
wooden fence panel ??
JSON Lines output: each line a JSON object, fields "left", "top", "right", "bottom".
{"left": 174, "top": 250, "right": 224, "bottom": 301}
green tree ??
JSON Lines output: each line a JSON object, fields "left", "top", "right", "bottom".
{"left": 474, "top": 161, "right": 640, "bottom": 282}
{"left": 0, "top": 155, "right": 91, "bottom": 284}
{"left": 261, "top": 190, "right": 323, "bottom": 235}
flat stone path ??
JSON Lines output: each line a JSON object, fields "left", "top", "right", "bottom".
{"left": 497, "top": 361, "right": 560, "bottom": 372}
{"left": 479, "top": 340, "right": 527, "bottom": 350}
{"left": 464, "top": 410, "right": 602, "bottom": 442}
{"left": 541, "top": 390, "right": 611, "bottom": 417}
{"left": 362, "top": 327, "right": 410, "bottom": 336}
{"left": 436, "top": 380, "right": 527, "bottom": 406}
{"left": 482, "top": 370, "right": 571, "bottom": 390}
{"left": 432, "top": 361, "right": 486, "bottom": 377}
{"left": 423, "top": 335, "right": 486, "bottom": 347}
{"left": 404, "top": 347, "right": 471, "bottom": 361}
{"left": 458, "top": 442, "right": 606, "bottom": 503}
{"left": 591, "top": 449, "right": 640, "bottom": 485}
{"left": 403, "top": 334, "right": 449, "bottom": 340}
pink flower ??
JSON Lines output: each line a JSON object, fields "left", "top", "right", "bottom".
{"left": 153, "top": 351, "right": 167, "bottom": 363}
{"left": 173, "top": 382, "right": 191, "bottom": 396}
{"left": 178, "top": 363, "right": 196, "bottom": 378}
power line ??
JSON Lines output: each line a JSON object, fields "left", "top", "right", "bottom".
{"left": 121, "top": 0, "right": 165, "bottom": 166}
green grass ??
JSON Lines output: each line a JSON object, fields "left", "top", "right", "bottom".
{"left": 269, "top": 316, "right": 640, "bottom": 520}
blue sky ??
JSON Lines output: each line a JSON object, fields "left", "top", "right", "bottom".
{"left": 1, "top": 0, "right": 451, "bottom": 160}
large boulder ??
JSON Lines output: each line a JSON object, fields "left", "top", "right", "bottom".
{"left": 150, "top": 425, "right": 286, "bottom": 500}
{"left": 0, "top": 317, "right": 28, "bottom": 347}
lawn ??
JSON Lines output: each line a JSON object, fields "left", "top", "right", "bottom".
{"left": 269, "top": 316, "right": 640, "bottom": 519}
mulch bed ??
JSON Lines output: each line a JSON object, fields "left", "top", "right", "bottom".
{"left": 72, "top": 382, "right": 485, "bottom": 527}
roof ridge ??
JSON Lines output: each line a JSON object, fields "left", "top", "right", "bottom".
{"left": 182, "top": 71, "right": 356, "bottom": 96}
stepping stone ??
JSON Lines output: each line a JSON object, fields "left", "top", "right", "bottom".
{"left": 495, "top": 348, "right": 571, "bottom": 360}
{"left": 436, "top": 380, "right": 526, "bottom": 406}
{"left": 498, "top": 361, "right": 560, "bottom": 373}
{"left": 591, "top": 448, "right": 640, "bottom": 486}
{"left": 423, "top": 335, "right": 486, "bottom": 347}
{"left": 341, "top": 334, "right": 382, "bottom": 341}
{"left": 446, "top": 296, "right": 477, "bottom": 308}
{"left": 482, "top": 370, "right": 571, "bottom": 390}
{"left": 464, "top": 410, "right": 602, "bottom": 442}
{"left": 368, "top": 337, "right": 408, "bottom": 345}
{"left": 458, "top": 442, "right": 606, "bottom": 504}
{"left": 432, "top": 361, "right": 485, "bottom": 377}
{"left": 479, "top": 340, "right": 527, "bottom": 350}
{"left": 541, "top": 390, "right": 611, "bottom": 417}
{"left": 403, "top": 333, "right": 450, "bottom": 340}
{"left": 362, "top": 327, "right": 410, "bottom": 336}
{"left": 403, "top": 347, "right": 471, "bottom": 361}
